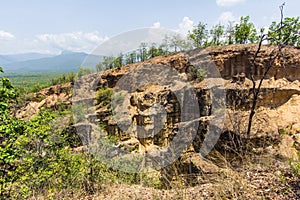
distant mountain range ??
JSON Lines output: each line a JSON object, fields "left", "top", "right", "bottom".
{"left": 0, "top": 51, "right": 103, "bottom": 72}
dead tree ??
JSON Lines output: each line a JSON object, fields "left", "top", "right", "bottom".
{"left": 247, "top": 2, "right": 288, "bottom": 139}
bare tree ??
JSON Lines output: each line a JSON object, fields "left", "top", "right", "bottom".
{"left": 246, "top": 2, "right": 287, "bottom": 138}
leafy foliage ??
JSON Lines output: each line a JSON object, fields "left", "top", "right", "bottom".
{"left": 210, "top": 24, "right": 225, "bottom": 46}
{"left": 268, "top": 16, "right": 300, "bottom": 46}
{"left": 51, "top": 72, "right": 77, "bottom": 85}
{"left": 77, "top": 66, "right": 94, "bottom": 78}
{"left": 234, "top": 16, "right": 258, "bottom": 44}
{"left": 94, "top": 13, "right": 299, "bottom": 71}
{"left": 0, "top": 67, "right": 16, "bottom": 111}
{"left": 96, "top": 87, "right": 113, "bottom": 108}
{"left": 0, "top": 69, "right": 150, "bottom": 199}
{"left": 187, "top": 65, "right": 207, "bottom": 81}
{"left": 188, "top": 22, "right": 209, "bottom": 48}
{"left": 2, "top": 72, "right": 62, "bottom": 89}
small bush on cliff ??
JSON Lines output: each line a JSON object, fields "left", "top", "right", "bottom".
{"left": 96, "top": 87, "right": 113, "bottom": 108}
{"left": 187, "top": 65, "right": 207, "bottom": 81}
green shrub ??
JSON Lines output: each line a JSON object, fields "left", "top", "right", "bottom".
{"left": 96, "top": 87, "right": 113, "bottom": 108}
{"left": 187, "top": 65, "right": 207, "bottom": 81}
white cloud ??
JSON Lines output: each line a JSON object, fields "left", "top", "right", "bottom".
{"left": 152, "top": 22, "right": 161, "bottom": 28}
{"left": 0, "top": 31, "right": 15, "bottom": 40}
{"left": 178, "top": 16, "right": 194, "bottom": 35}
{"left": 216, "top": 0, "right": 245, "bottom": 7}
{"left": 218, "top": 12, "right": 236, "bottom": 24}
{"left": 36, "top": 31, "right": 108, "bottom": 53}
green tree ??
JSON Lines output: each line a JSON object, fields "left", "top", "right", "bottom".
{"left": 0, "top": 67, "right": 19, "bottom": 198}
{"left": 0, "top": 67, "right": 16, "bottom": 107}
{"left": 138, "top": 43, "right": 148, "bottom": 62}
{"left": 188, "top": 22, "right": 208, "bottom": 48}
{"left": 148, "top": 43, "right": 161, "bottom": 58}
{"left": 226, "top": 21, "right": 235, "bottom": 45}
{"left": 96, "top": 62, "right": 105, "bottom": 72}
{"left": 102, "top": 56, "right": 116, "bottom": 69}
{"left": 125, "top": 51, "right": 138, "bottom": 64}
{"left": 161, "top": 35, "right": 171, "bottom": 54}
{"left": 77, "top": 66, "right": 93, "bottom": 78}
{"left": 234, "top": 16, "right": 258, "bottom": 44}
{"left": 51, "top": 72, "right": 77, "bottom": 84}
{"left": 170, "top": 34, "right": 187, "bottom": 52}
{"left": 209, "top": 24, "right": 225, "bottom": 46}
{"left": 268, "top": 16, "right": 300, "bottom": 46}
{"left": 157, "top": 44, "right": 167, "bottom": 55}
{"left": 113, "top": 53, "right": 123, "bottom": 68}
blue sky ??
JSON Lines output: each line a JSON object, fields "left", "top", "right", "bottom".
{"left": 0, "top": 0, "right": 299, "bottom": 54}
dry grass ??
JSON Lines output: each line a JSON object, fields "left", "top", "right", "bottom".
{"left": 26, "top": 150, "right": 299, "bottom": 200}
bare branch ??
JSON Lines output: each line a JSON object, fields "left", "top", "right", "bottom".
{"left": 246, "top": 2, "right": 288, "bottom": 139}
